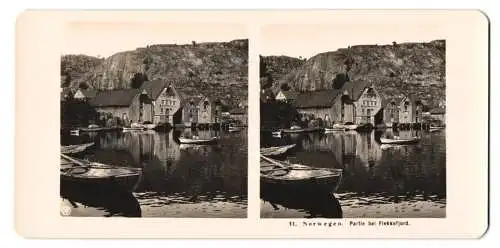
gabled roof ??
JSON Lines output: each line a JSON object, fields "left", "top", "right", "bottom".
{"left": 430, "top": 108, "right": 446, "bottom": 115}
{"left": 89, "top": 89, "right": 140, "bottom": 107}
{"left": 61, "top": 87, "right": 73, "bottom": 99}
{"left": 341, "top": 81, "right": 373, "bottom": 101}
{"left": 139, "top": 80, "right": 170, "bottom": 100}
{"left": 184, "top": 95, "right": 204, "bottom": 106}
{"left": 383, "top": 96, "right": 405, "bottom": 107}
{"left": 278, "top": 90, "right": 299, "bottom": 100}
{"left": 229, "top": 107, "right": 247, "bottom": 114}
{"left": 77, "top": 89, "right": 97, "bottom": 98}
{"left": 295, "top": 89, "right": 342, "bottom": 108}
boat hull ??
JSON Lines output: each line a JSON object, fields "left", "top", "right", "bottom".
{"left": 261, "top": 174, "right": 342, "bottom": 194}
{"left": 380, "top": 138, "right": 420, "bottom": 145}
{"left": 281, "top": 127, "right": 322, "bottom": 133}
{"left": 178, "top": 137, "right": 218, "bottom": 144}
{"left": 61, "top": 142, "right": 95, "bottom": 155}
{"left": 260, "top": 144, "right": 296, "bottom": 157}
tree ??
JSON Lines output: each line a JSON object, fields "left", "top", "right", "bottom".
{"left": 62, "top": 74, "right": 71, "bottom": 87}
{"left": 131, "top": 72, "right": 148, "bottom": 89}
{"left": 332, "top": 73, "right": 349, "bottom": 89}
{"left": 280, "top": 83, "right": 291, "bottom": 91}
{"left": 78, "top": 82, "right": 89, "bottom": 90}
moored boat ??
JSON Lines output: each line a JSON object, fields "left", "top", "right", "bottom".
{"left": 380, "top": 136, "right": 421, "bottom": 145}
{"left": 324, "top": 125, "right": 345, "bottom": 133}
{"left": 260, "top": 155, "right": 343, "bottom": 194}
{"left": 260, "top": 144, "right": 296, "bottom": 157}
{"left": 429, "top": 125, "right": 445, "bottom": 132}
{"left": 143, "top": 124, "right": 157, "bottom": 130}
{"left": 281, "top": 125, "right": 323, "bottom": 133}
{"left": 69, "top": 129, "right": 80, "bottom": 136}
{"left": 228, "top": 124, "right": 243, "bottom": 132}
{"left": 61, "top": 142, "right": 95, "bottom": 155}
{"left": 60, "top": 154, "right": 142, "bottom": 192}
{"left": 271, "top": 130, "right": 282, "bottom": 137}
{"left": 344, "top": 124, "right": 358, "bottom": 130}
{"left": 178, "top": 136, "right": 219, "bottom": 144}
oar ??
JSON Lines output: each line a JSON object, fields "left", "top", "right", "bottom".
{"left": 260, "top": 155, "right": 291, "bottom": 169}
{"left": 60, "top": 154, "right": 90, "bottom": 168}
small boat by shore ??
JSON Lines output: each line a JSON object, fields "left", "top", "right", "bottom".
{"left": 60, "top": 154, "right": 142, "bottom": 192}
{"left": 380, "top": 137, "right": 421, "bottom": 145}
{"left": 324, "top": 126, "right": 345, "bottom": 133}
{"left": 260, "top": 144, "right": 296, "bottom": 157}
{"left": 143, "top": 123, "right": 157, "bottom": 130}
{"left": 271, "top": 130, "right": 282, "bottom": 137}
{"left": 429, "top": 125, "right": 445, "bottom": 132}
{"left": 228, "top": 124, "right": 243, "bottom": 132}
{"left": 69, "top": 129, "right": 80, "bottom": 136}
{"left": 260, "top": 155, "right": 343, "bottom": 194}
{"left": 123, "top": 127, "right": 146, "bottom": 131}
{"left": 281, "top": 125, "right": 322, "bottom": 133}
{"left": 61, "top": 142, "right": 95, "bottom": 155}
{"left": 178, "top": 136, "right": 219, "bottom": 144}
{"left": 345, "top": 124, "right": 358, "bottom": 130}
{"left": 79, "top": 127, "right": 122, "bottom": 133}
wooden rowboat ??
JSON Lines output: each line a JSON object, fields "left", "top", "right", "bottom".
{"left": 61, "top": 142, "right": 95, "bottom": 155}
{"left": 380, "top": 137, "right": 421, "bottom": 145}
{"left": 260, "top": 144, "right": 296, "bottom": 157}
{"left": 429, "top": 126, "right": 445, "bottom": 132}
{"left": 281, "top": 127, "right": 322, "bottom": 133}
{"left": 60, "top": 154, "right": 142, "bottom": 192}
{"left": 123, "top": 127, "right": 145, "bottom": 131}
{"left": 260, "top": 155, "right": 343, "bottom": 194}
{"left": 324, "top": 127, "right": 345, "bottom": 133}
{"left": 178, "top": 136, "right": 219, "bottom": 144}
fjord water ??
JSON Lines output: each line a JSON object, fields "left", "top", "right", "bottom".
{"left": 60, "top": 129, "right": 248, "bottom": 218}
{"left": 260, "top": 129, "right": 446, "bottom": 218}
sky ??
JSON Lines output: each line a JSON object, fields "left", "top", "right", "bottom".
{"left": 260, "top": 23, "right": 445, "bottom": 59}
{"left": 63, "top": 22, "right": 248, "bottom": 57}
{"left": 63, "top": 22, "right": 445, "bottom": 59}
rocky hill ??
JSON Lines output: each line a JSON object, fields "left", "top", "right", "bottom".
{"left": 260, "top": 55, "right": 306, "bottom": 89}
{"left": 61, "top": 39, "right": 248, "bottom": 107}
{"left": 262, "top": 40, "right": 446, "bottom": 108}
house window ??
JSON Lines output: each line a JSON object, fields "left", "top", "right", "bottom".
{"left": 160, "top": 108, "right": 164, "bottom": 114}
{"left": 162, "top": 100, "right": 166, "bottom": 105}
{"left": 204, "top": 101, "right": 209, "bottom": 110}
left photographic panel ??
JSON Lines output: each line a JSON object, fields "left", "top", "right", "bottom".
{"left": 60, "top": 22, "right": 248, "bottom": 218}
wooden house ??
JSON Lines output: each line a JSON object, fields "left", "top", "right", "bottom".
{"left": 181, "top": 96, "right": 202, "bottom": 127}
{"left": 89, "top": 89, "right": 143, "bottom": 125}
{"left": 398, "top": 96, "right": 424, "bottom": 124}
{"left": 60, "top": 87, "right": 73, "bottom": 101}
{"left": 429, "top": 108, "right": 446, "bottom": 124}
{"left": 349, "top": 83, "right": 384, "bottom": 125}
{"left": 140, "top": 80, "right": 182, "bottom": 125}
{"left": 293, "top": 81, "right": 384, "bottom": 127}
{"left": 382, "top": 97, "right": 403, "bottom": 127}
{"left": 197, "top": 96, "right": 222, "bottom": 125}
{"left": 229, "top": 107, "right": 248, "bottom": 126}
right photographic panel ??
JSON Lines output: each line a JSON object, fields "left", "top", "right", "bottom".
{"left": 259, "top": 24, "right": 446, "bottom": 218}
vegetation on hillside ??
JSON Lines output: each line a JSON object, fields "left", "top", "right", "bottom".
{"left": 261, "top": 40, "right": 446, "bottom": 109}
{"left": 61, "top": 39, "right": 248, "bottom": 109}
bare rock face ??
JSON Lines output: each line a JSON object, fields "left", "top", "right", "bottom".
{"left": 262, "top": 40, "right": 446, "bottom": 108}
{"left": 61, "top": 39, "right": 248, "bottom": 107}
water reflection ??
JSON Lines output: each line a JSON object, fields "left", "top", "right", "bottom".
{"left": 261, "top": 129, "right": 446, "bottom": 218}
{"left": 61, "top": 129, "right": 248, "bottom": 218}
